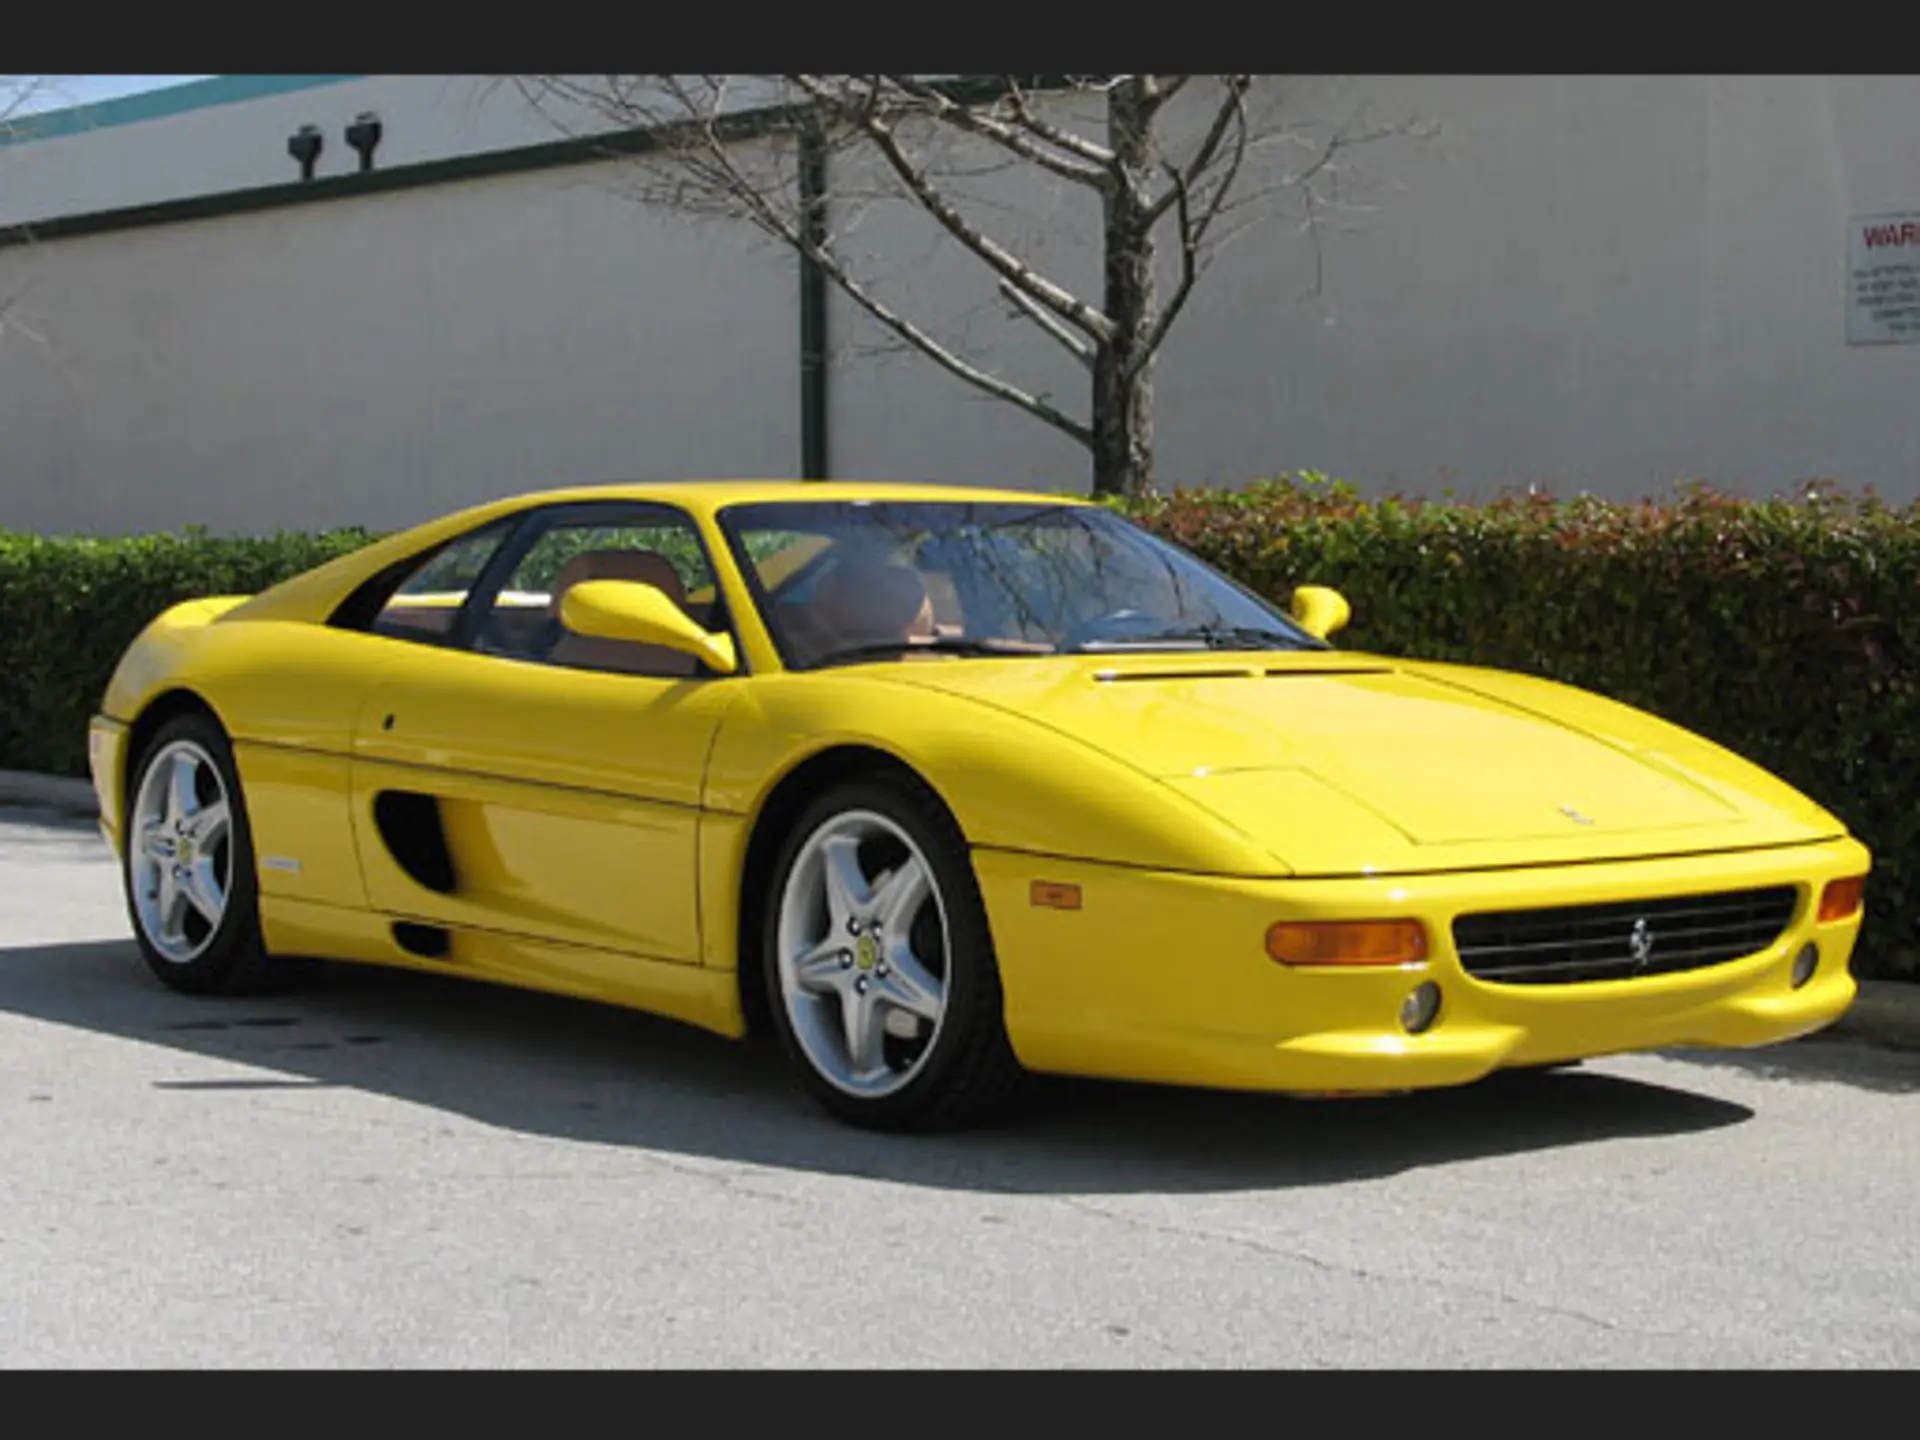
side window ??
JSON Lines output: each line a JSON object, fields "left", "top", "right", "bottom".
{"left": 356, "top": 519, "right": 516, "bottom": 644}
{"left": 475, "top": 508, "right": 724, "bottom": 678}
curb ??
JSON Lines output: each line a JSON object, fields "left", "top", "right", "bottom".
{"left": 1, "top": 766, "right": 1917, "bottom": 1053}
{"left": 0, "top": 769, "right": 98, "bottom": 818}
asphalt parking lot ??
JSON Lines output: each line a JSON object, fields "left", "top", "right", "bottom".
{"left": 2, "top": 801, "right": 1916, "bottom": 1368}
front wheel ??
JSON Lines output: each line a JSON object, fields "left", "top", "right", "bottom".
{"left": 122, "top": 712, "right": 278, "bottom": 995}
{"left": 763, "top": 775, "right": 1024, "bottom": 1131}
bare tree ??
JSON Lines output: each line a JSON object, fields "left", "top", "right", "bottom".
{"left": 514, "top": 75, "right": 1423, "bottom": 497}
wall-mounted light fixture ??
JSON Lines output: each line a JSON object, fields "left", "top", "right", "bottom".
{"left": 345, "top": 112, "right": 383, "bottom": 172}
{"left": 287, "top": 124, "right": 323, "bottom": 181}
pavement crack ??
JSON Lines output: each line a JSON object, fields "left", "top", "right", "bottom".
{"left": 1054, "top": 1198, "right": 1659, "bottom": 1341}
{"left": 1056, "top": 1196, "right": 1402, "bottom": 1284}
{"left": 620, "top": 1151, "right": 807, "bottom": 1207}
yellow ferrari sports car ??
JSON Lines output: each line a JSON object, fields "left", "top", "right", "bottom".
{"left": 87, "top": 481, "right": 1869, "bottom": 1129}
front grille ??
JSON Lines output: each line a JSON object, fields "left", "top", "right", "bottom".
{"left": 1452, "top": 886, "right": 1799, "bottom": 985}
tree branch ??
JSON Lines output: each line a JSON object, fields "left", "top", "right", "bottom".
{"left": 598, "top": 85, "right": 1092, "bottom": 444}
{"left": 999, "top": 278, "right": 1096, "bottom": 367}
{"left": 1144, "top": 75, "right": 1252, "bottom": 226}
{"left": 1134, "top": 79, "right": 1251, "bottom": 374}
{"left": 791, "top": 75, "right": 1115, "bottom": 348}
{"left": 1002, "top": 77, "right": 1118, "bottom": 169}
{"left": 1146, "top": 75, "right": 1192, "bottom": 109}
{"left": 1, "top": 74, "right": 49, "bottom": 126}
{"left": 818, "top": 255, "right": 1091, "bottom": 443}
{"left": 879, "top": 75, "right": 1111, "bottom": 190}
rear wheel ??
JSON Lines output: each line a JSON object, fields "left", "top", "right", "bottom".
{"left": 763, "top": 775, "right": 1024, "bottom": 1131}
{"left": 123, "top": 712, "right": 277, "bottom": 995}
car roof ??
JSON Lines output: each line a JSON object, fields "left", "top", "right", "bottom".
{"left": 226, "top": 480, "right": 1098, "bottom": 626}
{"left": 477, "top": 479, "right": 1097, "bottom": 519}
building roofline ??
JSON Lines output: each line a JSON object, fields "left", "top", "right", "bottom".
{"left": 0, "top": 74, "right": 1071, "bottom": 251}
{"left": 1, "top": 75, "right": 365, "bottom": 148}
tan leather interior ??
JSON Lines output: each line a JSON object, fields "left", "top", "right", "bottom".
{"left": 806, "top": 557, "right": 936, "bottom": 655}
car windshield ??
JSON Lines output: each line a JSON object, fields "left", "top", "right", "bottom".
{"left": 717, "top": 499, "right": 1327, "bottom": 669}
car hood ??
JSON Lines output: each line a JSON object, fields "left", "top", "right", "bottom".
{"left": 860, "top": 651, "right": 1845, "bottom": 875}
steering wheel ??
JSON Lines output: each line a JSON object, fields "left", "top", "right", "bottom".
{"left": 1059, "top": 608, "right": 1161, "bottom": 650}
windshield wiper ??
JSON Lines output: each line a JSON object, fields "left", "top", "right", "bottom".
{"left": 1073, "top": 622, "right": 1323, "bottom": 653}
{"left": 811, "top": 637, "right": 1038, "bottom": 668}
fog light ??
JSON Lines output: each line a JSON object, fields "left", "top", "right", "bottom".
{"left": 1400, "top": 981, "right": 1442, "bottom": 1034}
{"left": 1790, "top": 942, "right": 1819, "bottom": 989}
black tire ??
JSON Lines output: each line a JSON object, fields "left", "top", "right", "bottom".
{"left": 761, "top": 774, "right": 1025, "bottom": 1131}
{"left": 121, "top": 711, "right": 280, "bottom": 995}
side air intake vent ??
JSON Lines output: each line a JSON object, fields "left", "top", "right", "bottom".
{"left": 392, "top": 921, "right": 452, "bottom": 960}
{"left": 372, "top": 791, "right": 457, "bottom": 895}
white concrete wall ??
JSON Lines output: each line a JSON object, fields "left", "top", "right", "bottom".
{"left": 1154, "top": 74, "right": 1920, "bottom": 500}
{"left": 822, "top": 74, "right": 1920, "bottom": 502}
{"left": 0, "top": 153, "right": 799, "bottom": 535}
{"left": 6, "top": 74, "right": 1920, "bottom": 538}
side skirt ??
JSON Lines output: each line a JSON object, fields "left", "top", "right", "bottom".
{"left": 259, "top": 895, "right": 748, "bottom": 1040}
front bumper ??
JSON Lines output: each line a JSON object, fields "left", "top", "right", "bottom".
{"left": 974, "top": 836, "right": 1869, "bottom": 1094}
{"left": 86, "top": 715, "right": 129, "bottom": 854}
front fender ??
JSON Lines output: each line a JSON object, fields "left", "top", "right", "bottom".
{"left": 98, "top": 596, "right": 252, "bottom": 724}
{"left": 703, "top": 673, "right": 1288, "bottom": 877}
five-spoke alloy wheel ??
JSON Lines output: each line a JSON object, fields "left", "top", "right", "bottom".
{"left": 123, "top": 712, "right": 275, "bottom": 994}
{"left": 764, "top": 776, "right": 1023, "bottom": 1130}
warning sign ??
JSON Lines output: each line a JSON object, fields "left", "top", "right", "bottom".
{"left": 1848, "top": 212, "right": 1920, "bottom": 344}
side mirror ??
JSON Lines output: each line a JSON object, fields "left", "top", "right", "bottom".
{"left": 1289, "top": 584, "right": 1351, "bottom": 641}
{"left": 559, "top": 580, "right": 739, "bottom": 676}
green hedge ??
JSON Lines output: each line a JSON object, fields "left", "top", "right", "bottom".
{"left": 3, "top": 477, "right": 1913, "bottom": 978}
{"left": 0, "top": 526, "right": 378, "bottom": 776}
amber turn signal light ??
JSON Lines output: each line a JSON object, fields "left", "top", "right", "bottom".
{"left": 1817, "top": 876, "right": 1866, "bottom": 923}
{"left": 1029, "top": 880, "right": 1082, "bottom": 911}
{"left": 1266, "top": 919, "right": 1428, "bottom": 967}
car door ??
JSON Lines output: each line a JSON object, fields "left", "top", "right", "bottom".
{"left": 221, "top": 514, "right": 524, "bottom": 921}
{"left": 344, "top": 500, "right": 745, "bottom": 964}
